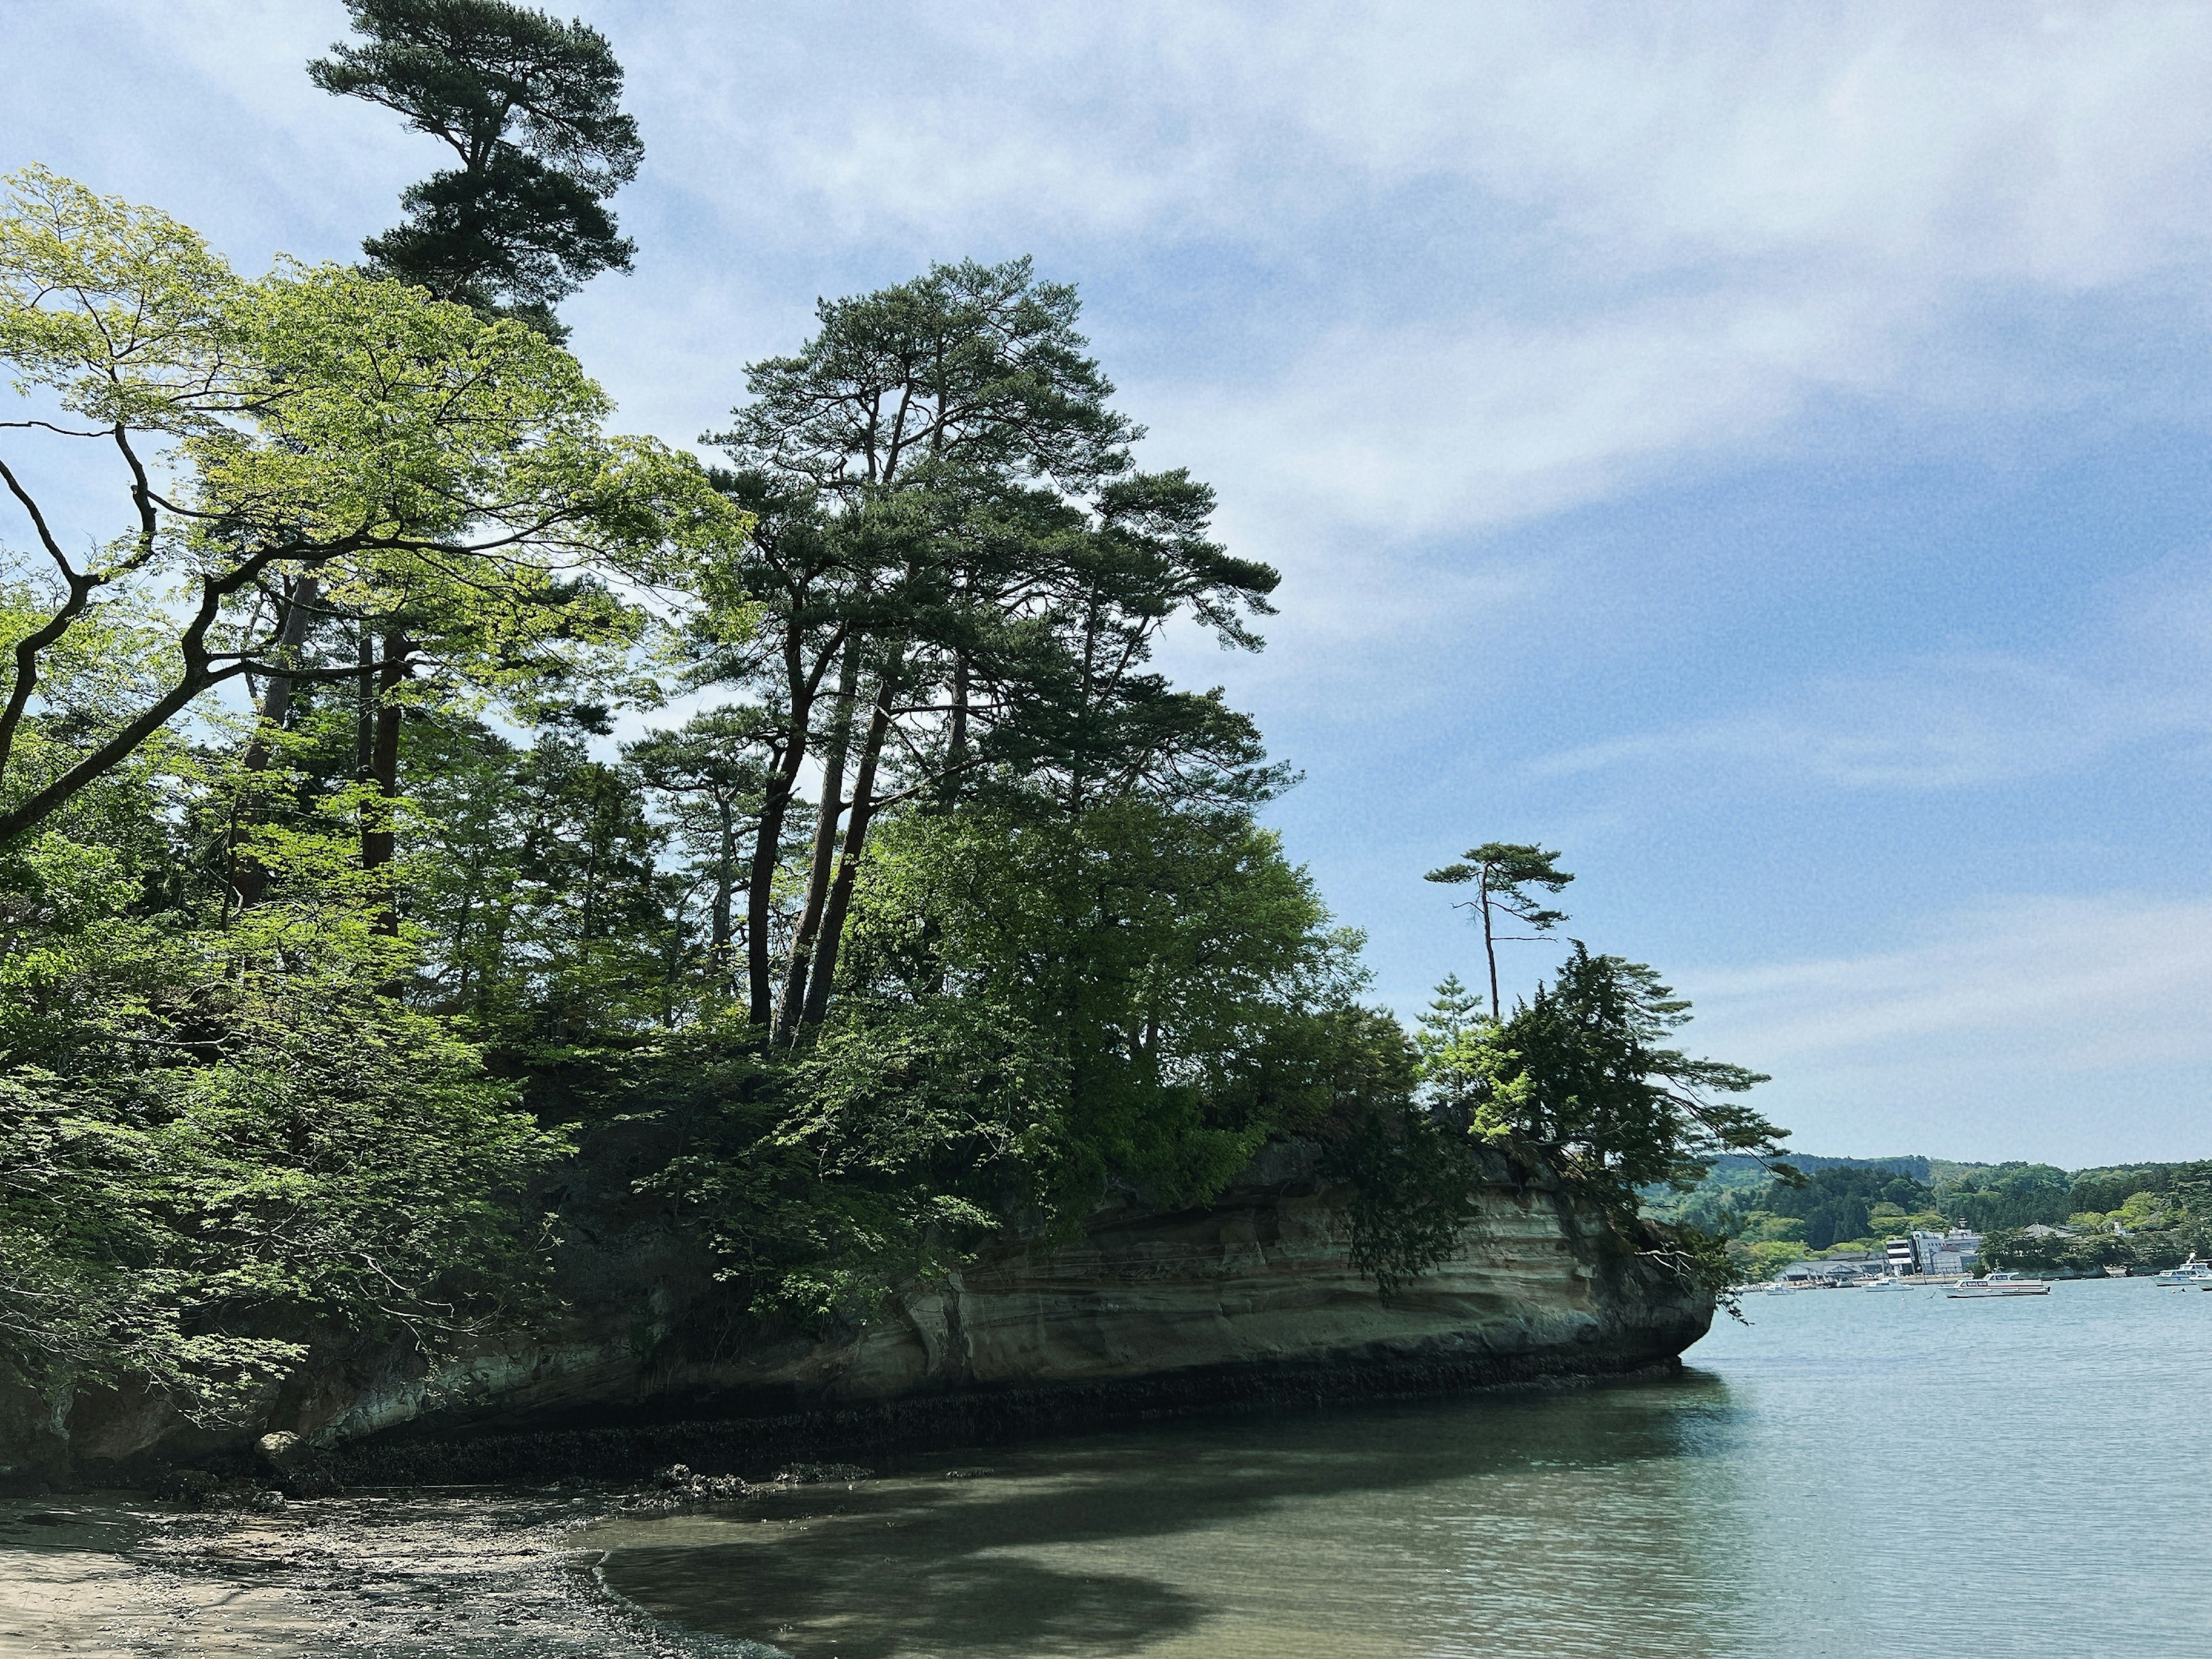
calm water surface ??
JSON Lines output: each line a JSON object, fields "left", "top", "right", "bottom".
{"left": 593, "top": 1278, "right": 2212, "bottom": 1658}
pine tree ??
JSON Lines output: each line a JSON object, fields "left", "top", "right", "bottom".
{"left": 310, "top": 0, "right": 643, "bottom": 335}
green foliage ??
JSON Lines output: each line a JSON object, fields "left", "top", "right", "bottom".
{"left": 1, "top": 168, "right": 745, "bottom": 852}
{"left": 1759, "top": 1166, "right": 1934, "bottom": 1251}
{"left": 1982, "top": 1162, "right": 2212, "bottom": 1275}
{"left": 1936, "top": 1163, "right": 2075, "bottom": 1232}
{"left": 310, "top": 0, "right": 643, "bottom": 328}
{"left": 1442, "top": 944, "right": 1787, "bottom": 1220}
{"left": 1317, "top": 1007, "right": 1484, "bottom": 1300}
{"left": 835, "top": 798, "right": 1336, "bottom": 1211}
{"left": 0, "top": 819, "right": 567, "bottom": 1417}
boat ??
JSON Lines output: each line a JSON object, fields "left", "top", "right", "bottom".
{"left": 2104, "top": 1264, "right": 2130, "bottom": 1278}
{"left": 1948, "top": 1272, "right": 2051, "bottom": 1298}
{"left": 1862, "top": 1277, "right": 1918, "bottom": 1292}
{"left": 2154, "top": 1256, "right": 2212, "bottom": 1289}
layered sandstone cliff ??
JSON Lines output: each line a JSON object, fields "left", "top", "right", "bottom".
{"left": 7, "top": 1141, "right": 1711, "bottom": 1489}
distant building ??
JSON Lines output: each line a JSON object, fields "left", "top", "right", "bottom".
{"left": 1779, "top": 1257, "right": 1884, "bottom": 1286}
{"left": 2021, "top": 1224, "right": 2076, "bottom": 1240}
{"left": 1884, "top": 1236, "right": 1915, "bottom": 1276}
{"left": 1908, "top": 1228, "right": 1982, "bottom": 1275}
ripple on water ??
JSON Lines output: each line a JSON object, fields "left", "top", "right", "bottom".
{"left": 594, "top": 1278, "right": 2212, "bottom": 1659}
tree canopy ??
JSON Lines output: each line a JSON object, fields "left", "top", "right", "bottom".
{"left": 0, "top": 166, "right": 738, "bottom": 857}
{"left": 1, "top": 162, "right": 1783, "bottom": 1427}
{"left": 310, "top": 0, "right": 643, "bottom": 332}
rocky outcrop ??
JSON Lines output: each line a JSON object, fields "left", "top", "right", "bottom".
{"left": 9, "top": 1141, "right": 1710, "bottom": 1490}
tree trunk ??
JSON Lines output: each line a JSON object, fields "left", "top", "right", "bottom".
{"left": 355, "top": 624, "right": 375, "bottom": 777}
{"left": 361, "top": 628, "right": 408, "bottom": 937}
{"left": 1482, "top": 868, "right": 1499, "bottom": 1021}
{"left": 798, "top": 668, "right": 897, "bottom": 1031}
{"left": 228, "top": 576, "right": 319, "bottom": 909}
{"left": 710, "top": 797, "right": 736, "bottom": 984}
{"left": 744, "top": 622, "right": 842, "bottom": 1024}
{"left": 776, "top": 640, "right": 860, "bottom": 1040}
{"left": 948, "top": 653, "right": 969, "bottom": 778}
{"left": 745, "top": 760, "right": 796, "bottom": 1024}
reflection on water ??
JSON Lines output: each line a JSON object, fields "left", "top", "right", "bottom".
{"left": 594, "top": 1278, "right": 2212, "bottom": 1658}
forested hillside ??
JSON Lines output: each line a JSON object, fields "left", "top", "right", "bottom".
{"left": 1649, "top": 1154, "right": 2212, "bottom": 1279}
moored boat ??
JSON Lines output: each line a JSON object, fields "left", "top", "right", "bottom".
{"left": 1862, "top": 1277, "right": 1918, "bottom": 1292}
{"left": 1948, "top": 1271, "right": 2051, "bottom": 1298}
{"left": 2154, "top": 1256, "right": 2212, "bottom": 1289}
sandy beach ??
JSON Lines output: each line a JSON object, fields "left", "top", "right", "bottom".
{"left": 0, "top": 1490, "right": 734, "bottom": 1658}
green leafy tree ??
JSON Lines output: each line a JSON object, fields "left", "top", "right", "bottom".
{"left": 836, "top": 798, "right": 1334, "bottom": 1213}
{"left": 1412, "top": 972, "right": 1487, "bottom": 1122}
{"left": 704, "top": 259, "right": 1280, "bottom": 1037}
{"left": 0, "top": 805, "right": 567, "bottom": 1419}
{"left": 1423, "top": 842, "right": 1574, "bottom": 1018}
{"left": 1456, "top": 944, "right": 1789, "bottom": 1221}
{"left": 1759, "top": 1166, "right": 1933, "bottom": 1251}
{"left": 0, "top": 168, "right": 740, "bottom": 857}
{"left": 627, "top": 709, "right": 775, "bottom": 994}
{"left": 309, "top": 0, "right": 643, "bottom": 334}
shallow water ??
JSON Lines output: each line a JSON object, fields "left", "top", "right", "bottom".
{"left": 593, "top": 1276, "right": 2212, "bottom": 1658}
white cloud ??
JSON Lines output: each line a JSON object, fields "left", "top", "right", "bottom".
{"left": 1535, "top": 556, "right": 2212, "bottom": 791}
{"left": 1679, "top": 893, "right": 2212, "bottom": 1164}
{"left": 1536, "top": 655, "right": 2202, "bottom": 790}
{"left": 597, "top": 0, "right": 2212, "bottom": 571}
{"left": 1154, "top": 289, "right": 1891, "bottom": 551}
{"left": 28, "top": 0, "right": 2212, "bottom": 556}
{"left": 613, "top": 2, "right": 2212, "bottom": 279}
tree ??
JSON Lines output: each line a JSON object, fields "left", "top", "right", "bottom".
{"left": 1424, "top": 842, "right": 1574, "bottom": 1019}
{"left": 674, "top": 469, "right": 860, "bottom": 1030}
{"left": 0, "top": 795, "right": 569, "bottom": 1417}
{"left": 832, "top": 798, "right": 1334, "bottom": 1213}
{"left": 705, "top": 258, "right": 1279, "bottom": 1037}
{"left": 1456, "top": 943, "right": 1788, "bottom": 1218}
{"left": 0, "top": 168, "right": 741, "bottom": 857}
{"left": 627, "top": 709, "right": 774, "bottom": 994}
{"left": 1412, "top": 972, "right": 1487, "bottom": 1123}
{"left": 309, "top": 0, "right": 643, "bottom": 334}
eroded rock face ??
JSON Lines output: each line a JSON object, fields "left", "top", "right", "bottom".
{"left": 25, "top": 1143, "right": 1711, "bottom": 1488}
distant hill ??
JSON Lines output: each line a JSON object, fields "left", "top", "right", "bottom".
{"left": 1650, "top": 1152, "right": 2212, "bottom": 1281}
{"left": 1713, "top": 1152, "right": 1931, "bottom": 1181}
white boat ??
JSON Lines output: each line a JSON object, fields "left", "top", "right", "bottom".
{"left": 2154, "top": 1256, "right": 2212, "bottom": 1289}
{"left": 1862, "top": 1277, "right": 1918, "bottom": 1292}
{"left": 1948, "top": 1271, "right": 2051, "bottom": 1298}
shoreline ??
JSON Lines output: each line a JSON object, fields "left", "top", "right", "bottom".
{"left": 0, "top": 1487, "right": 714, "bottom": 1659}
{"left": 309, "top": 1344, "right": 1692, "bottom": 1491}
{"left": 5, "top": 1361, "right": 1693, "bottom": 1657}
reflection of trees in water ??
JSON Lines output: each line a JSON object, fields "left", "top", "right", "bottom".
{"left": 605, "top": 1374, "right": 1751, "bottom": 1659}
{"left": 623, "top": 1543, "right": 1202, "bottom": 1659}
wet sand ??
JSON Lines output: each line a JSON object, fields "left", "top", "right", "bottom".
{"left": 0, "top": 1490, "right": 741, "bottom": 1658}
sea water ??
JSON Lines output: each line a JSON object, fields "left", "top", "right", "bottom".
{"left": 590, "top": 1276, "right": 2212, "bottom": 1658}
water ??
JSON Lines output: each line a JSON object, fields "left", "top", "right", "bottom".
{"left": 592, "top": 1277, "right": 2212, "bottom": 1658}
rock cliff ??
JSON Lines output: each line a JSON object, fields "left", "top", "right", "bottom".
{"left": 7, "top": 1141, "right": 1710, "bottom": 1490}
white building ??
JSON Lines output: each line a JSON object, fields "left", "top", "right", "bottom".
{"left": 1909, "top": 1228, "right": 1982, "bottom": 1275}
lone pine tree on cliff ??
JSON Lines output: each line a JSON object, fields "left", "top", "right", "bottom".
{"left": 310, "top": 0, "right": 643, "bottom": 337}
{"left": 1424, "top": 841, "right": 1574, "bottom": 1019}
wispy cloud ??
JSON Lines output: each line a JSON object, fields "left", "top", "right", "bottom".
{"left": 1535, "top": 555, "right": 2212, "bottom": 791}
{"left": 1679, "top": 893, "right": 2212, "bottom": 1164}
{"left": 40, "top": 1, "right": 2212, "bottom": 556}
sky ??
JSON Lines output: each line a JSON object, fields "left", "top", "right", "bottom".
{"left": 7, "top": 1, "right": 2212, "bottom": 1166}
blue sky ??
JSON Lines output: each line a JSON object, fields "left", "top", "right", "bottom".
{"left": 10, "top": 1, "right": 2212, "bottom": 1165}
